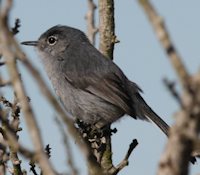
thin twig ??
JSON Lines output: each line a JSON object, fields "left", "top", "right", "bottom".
{"left": 44, "top": 144, "right": 51, "bottom": 159}
{"left": 109, "top": 139, "right": 138, "bottom": 174}
{"left": 163, "top": 77, "right": 183, "bottom": 107}
{"left": 55, "top": 117, "right": 78, "bottom": 175}
{"left": 29, "top": 162, "right": 38, "bottom": 175}
{"left": 11, "top": 18, "right": 20, "bottom": 35}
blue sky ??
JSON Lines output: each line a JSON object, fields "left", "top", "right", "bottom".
{"left": 5, "top": 0, "right": 200, "bottom": 174}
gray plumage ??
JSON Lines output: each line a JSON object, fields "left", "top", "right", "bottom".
{"left": 21, "top": 25, "right": 169, "bottom": 136}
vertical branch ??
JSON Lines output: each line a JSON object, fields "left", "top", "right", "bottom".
{"left": 139, "top": 1, "right": 200, "bottom": 175}
{"left": 98, "top": 0, "right": 115, "bottom": 173}
{"left": 85, "top": 0, "right": 98, "bottom": 45}
{"left": 98, "top": 1, "right": 136, "bottom": 174}
{"left": 100, "top": 131, "right": 113, "bottom": 172}
{"left": 99, "top": 0, "right": 115, "bottom": 60}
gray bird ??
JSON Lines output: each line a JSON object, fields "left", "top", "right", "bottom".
{"left": 21, "top": 25, "right": 169, "bottom": 136}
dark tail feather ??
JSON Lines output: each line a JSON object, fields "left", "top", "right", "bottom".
{"left": 127, "top": 81, "right": 169, "bottom": 136}
{"left": 128, "top": 81, "right": 197, "bottom": 163}
{"left": 134, "top": 93, "right": 169, "bottom": 136}
{"left": 141, "top": 101, "right": 169, "bottom": 136}
{"left": 135, "top": 94, "right": 199, "bottom": 164}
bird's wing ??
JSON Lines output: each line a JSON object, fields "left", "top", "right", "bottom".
{"left": 64, "top": 69, "right": 134, "bottom": 115}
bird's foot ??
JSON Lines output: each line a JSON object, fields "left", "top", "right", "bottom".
{"left": 75, "top": 119, "right": 117, "bottom": 152}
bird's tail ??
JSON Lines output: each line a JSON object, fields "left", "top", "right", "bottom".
{"left": 142, "top": 100, "right": 169, "bottom": 136}
{"left": 128, "top": 82, "right": 198, "bottom": 163}
{"left": 135, "top": 93, "right": 169, "bottom": 136}
{"left": 134, "top": 93, "right": 198, "bottom": 163}
{"left": 128, "top": 81, "right": 169, "bottom": 136}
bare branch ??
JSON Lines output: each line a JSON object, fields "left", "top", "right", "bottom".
{"left": 0, "top": 117, "right": 35, "bottom": 161}
{"left": 95, "top": 0, "right": 117, "bottom": 173}
{"left": 55, "top": 117, "right": 78, "bottom": 175}
{"left": 0, "top": 1, "right": 56, "bottom": 174}
{"left": 4, "top": 97, "right": 23, "bottom": 175}
{"left": 29, "top": 162, "right": 38, "bottom": 175}
{"left": 99, "top": 0, "right": 117, "bottom": 60}
{"left": 163, "top": 77, "right": 183, "bottom": 107}
{"left": 0, "top": 79, "right": 11, "bottom": 87}
{"left": 0, "top": 100, "right": 35, "bottom": 160}
{"left": 139, "top": 1, "right": 200, "bottom": 175}
{"left": 192, "top": 139, "right": 200, "bottom": 157}
{"left": 0, "top": 138, "right": 7, "bottom": 175}
{"left": 85, "top": 0, "right": 98, "bottom": 45}
{"left": 139, "top": 0, "right": 190, "bottom": 90}
{"left": 97, "top": 1, "right": 136, "bottom": 174}
{"left": 109, "top": 139, "right": 138, "bottom": 174}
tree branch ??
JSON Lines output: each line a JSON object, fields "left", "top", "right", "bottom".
{"left": 109, "top": 139, "right": 138, "bottom": 175}
{"left": 97, "top": 0, "right": 116, "bottom": 173}
{"left": 139, "top": 0, "right": 190, "bottom": 89}
{"left": 55, "top": 117, "right": 78, "bottom": 175}
{"left": 99, "top": 0, "right": 116, "bottom": 60}
{"left": 139, "top": 1, "right": 200, "bottom": 175}
{"left": 0, "top": 1, "right": 56, "bottom": 174}
{"left": 85, "top": 0, "right": 98, "bottom": 45}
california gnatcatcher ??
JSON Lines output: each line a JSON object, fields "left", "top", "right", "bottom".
{"left": 21, "top": 25, "right": 169, "bottom": 136}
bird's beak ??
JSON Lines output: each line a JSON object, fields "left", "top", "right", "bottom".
{"left": 21, "top": 41, "right": 38, "bottom": 46}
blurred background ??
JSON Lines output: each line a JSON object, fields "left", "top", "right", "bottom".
{"left": 3, "top": 0, "right": 199, "bottom": 174}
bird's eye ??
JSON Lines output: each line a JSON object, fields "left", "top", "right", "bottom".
{"left": 47, "top": 36, "right": 57, "bottom": 45}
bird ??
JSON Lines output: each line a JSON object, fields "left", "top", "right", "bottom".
{"left": 21, "top": 25, "right": 169, "bottom": 136}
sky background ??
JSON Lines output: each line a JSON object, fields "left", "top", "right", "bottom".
{"left": 3, "top": 0, "right": 199, "bottom": 174}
